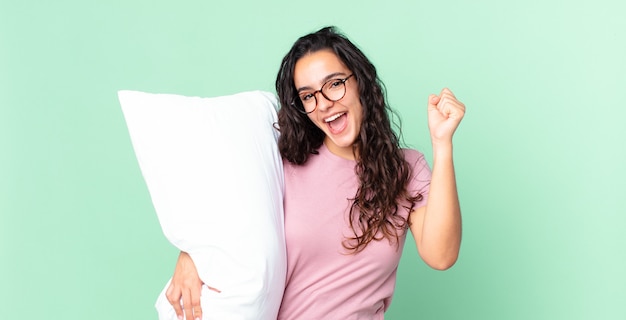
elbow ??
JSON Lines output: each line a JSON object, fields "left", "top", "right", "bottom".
{"left": 420, "top": 248, "right": 460, "bottom": 271}
{"left": 425, "top": 256, "right": 458, "bottom": 271}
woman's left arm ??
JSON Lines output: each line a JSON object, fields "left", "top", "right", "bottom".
{"left": 409, "top": 88, "right": 465, "bottom": 270}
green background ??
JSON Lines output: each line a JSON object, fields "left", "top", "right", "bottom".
{"left": 2, "top": 0, "right": 624, "bottom": 319}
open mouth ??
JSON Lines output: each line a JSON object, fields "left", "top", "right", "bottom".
{"left": 325, "top": 112, "right": 347, "bottom": 134}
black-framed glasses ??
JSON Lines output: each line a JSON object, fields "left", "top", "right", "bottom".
{"left": 291, "top": 74, "right": 354, "bottom": 114}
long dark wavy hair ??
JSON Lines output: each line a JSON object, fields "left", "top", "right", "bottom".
{"left": 275, "top": 26, "right": 422, "bottom": 253}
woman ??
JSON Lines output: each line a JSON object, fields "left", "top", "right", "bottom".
{"left": 168, "top": 26, "right": 465, "bottom": 319}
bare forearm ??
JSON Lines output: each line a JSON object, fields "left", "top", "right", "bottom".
{"left": 419, "top": 142, "right": 462, "bottom": 270}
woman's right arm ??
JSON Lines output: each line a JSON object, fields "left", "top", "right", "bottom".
{"left": 166, "top": 251, "right": 204, "bottom": 320}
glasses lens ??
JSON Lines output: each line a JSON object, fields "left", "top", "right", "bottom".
{"left": 298, "top": 93, "right": 316, "bottom": 113}
{"left": 322, "top": 79, "right": 346, "bottom": 101}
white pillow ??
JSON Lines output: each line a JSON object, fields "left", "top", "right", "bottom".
{"left": 118, "top": 90, "right": 286, "bottom": 320}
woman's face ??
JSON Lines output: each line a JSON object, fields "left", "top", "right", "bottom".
{"left": 293, "top": 49, "right": 363, "bottom": 160}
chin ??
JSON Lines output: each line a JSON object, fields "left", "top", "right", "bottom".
{"left": 328, "top": 135, "right": 353, "bottom": 147}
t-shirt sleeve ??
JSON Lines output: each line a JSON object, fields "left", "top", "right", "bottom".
{"left": 404, "top": 149, "right": 432, "bottom": 209}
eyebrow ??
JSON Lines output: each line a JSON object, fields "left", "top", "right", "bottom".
{"left": 296, "top": 72, "right": 348, "bottom": 93}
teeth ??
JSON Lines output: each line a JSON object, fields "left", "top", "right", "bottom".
{"left": 325, "top": 112, "right": 345, "bottom": 123}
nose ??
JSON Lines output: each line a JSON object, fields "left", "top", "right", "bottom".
{"left": 315, "top": 91, "right": 334, "bottom": 112}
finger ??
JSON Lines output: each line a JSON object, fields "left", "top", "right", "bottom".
{"left": 190, "top": 286, "right": 203, "bottom": 320}
{"left": 443, "top": 95, "right": 466, "bottom": 112}
{"left": 440, "top": 87, "right": 456, "bottom": 99}
{"left": 182, "top": 289, "right": 194, "bottom": 320}
{"left": 439, "top": 89, "right": 465, "bottom": 111}
{"left": 193, "top": 305, "right": 203, "bottom": 320}
{"left": 437, "top": 97, "right": 453, "bottom": 118}
{"left": 428, "top": 94, "right": 440, "bottom": 109}
{"left": 171, "top": 302, "right": 183, "bottom": 320}
{"left": 438, "top": 96, "right": 455, "bottom": 113}
{"left": 166, "top": 284, "right": 184, "bottom": 320}
{"left": 438, "top": 96, "right": 466, "bottom": 120}
{"left": 173, "top": 304, "right": 184, "bottom": 320}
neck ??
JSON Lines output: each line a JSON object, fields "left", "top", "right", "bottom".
{"left": 324, "top": 138, "right": 358, "bottom": 160}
